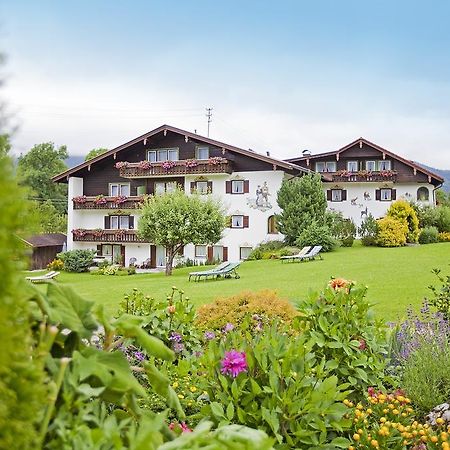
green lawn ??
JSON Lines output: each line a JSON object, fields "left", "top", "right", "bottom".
{"left": 32, "top": 242, "right": 450, "bottom": 321}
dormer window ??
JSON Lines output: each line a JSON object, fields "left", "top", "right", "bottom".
{"left": 315, "top": 161, "right": 336, "bottom": 172}
{"left": 109, "top": 183, "right": 130, "bottom": 197}
{"left": 147, "top": 148, "right": 179, "bottom": 162}
{"left": 378, "top": 160, "right": 391, "bottom": 171}
{"left": 195, "top": 146, "right": 209, "bottom": 160}
{"left": 366, "top": 161, "right": 376, "bottom": 171}
{"left": 347, "top": 161, "right": 358, "bottom": 172}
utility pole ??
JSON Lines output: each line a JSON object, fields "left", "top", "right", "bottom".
{"left": 205, "top": 107, "right": 213, "bottom": 137}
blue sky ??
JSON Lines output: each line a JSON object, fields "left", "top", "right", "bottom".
{"left": 2, "top": 0, "right": 450, "bottom": 167}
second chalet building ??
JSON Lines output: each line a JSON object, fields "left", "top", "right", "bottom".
{"left": 53, "top": 124, "right": 310, "bottom": 267}
{"left": 287, "top": 137, "right": 444, "bottom": 226}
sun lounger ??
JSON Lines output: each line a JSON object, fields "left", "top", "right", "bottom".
{"left": 26, "top": 271, "right": 60, "bottom": 283}
{"left": 189, "top": 262, "right": 230, "bottom": 281}
{"left": 297, "top": 245, "right": 323, "bottom": 261}
{"left": 213, "top": 262, "right": 241, "bottom": 280}
{"left": 280, "top": 246, "right": 311, "bottom": 262}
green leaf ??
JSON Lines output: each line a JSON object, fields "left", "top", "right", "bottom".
{"left": 250, "top": 378, "right": 262, "bottom": 395}
{"left": 226, "top": 402, "right": 235, "bottom": 420}
{"left": 210, "top": 402, "right": 225, "bottom": 419}
{"left": 330, "top": 437, "right": 351, "bottom": 448}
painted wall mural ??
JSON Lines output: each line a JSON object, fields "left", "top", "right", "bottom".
{"left": 247, "top": 181, "right": 272, "bottom": 212}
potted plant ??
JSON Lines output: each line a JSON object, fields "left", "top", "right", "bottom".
{"left": 94, "top": 195, "right": 108, "bottom": 205}
{"left": 114, "top": 161, "right": 129, "bottom": 169}
{"left": 72, "top": 195, "right": 87, "bottom": 204}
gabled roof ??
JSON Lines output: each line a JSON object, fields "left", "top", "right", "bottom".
{"left": 22, "top": 233, "right": 67, "bottom": 248}
{"left": 53, "top": 124, "right": 312, "bottom": 182}
{"left": 286, "top": 137, "right": 444, "bottom": 183}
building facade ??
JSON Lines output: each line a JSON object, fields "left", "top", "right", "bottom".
{"left": 54, "top": 125, "right": 308, "bottom": 267}
{"left": 287, "top": 138, "right": 444, "bottom": 227}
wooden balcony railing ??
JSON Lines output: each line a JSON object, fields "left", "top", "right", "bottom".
{"left": 72, "top": 229, "right": 149, "bottom": 243}
{"left": 73, "top": 196, "right": 143, "bottom": 210}
{"left": 331, "top": 171, "right": 397, "bottom": 183}
{"left": 118, "top": 159, "right": 233, "bottom": 178}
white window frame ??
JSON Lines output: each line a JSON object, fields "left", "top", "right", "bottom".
{"left": 195, "top": 245, "right": 207, "bottom": 257}
{"left": 109, "top": 215, "right": 130, "bottom": 229}
{"left": 315, "top": 162, "right": 326, "bottom": 172}
{"left": 366, "top": 160, "right": 376, "bottom": 171}
{"left": 231, "top": 180, "right": 244, "bottom": 194}
{"left": 109, "top": 183, "right": 130, "bottom": 197}
{"left": 347, "top": 161, "right": 358, "bottom": 172}
{"left": 325, "top": 161, "right": 337, "bottom": 172}
{"left": 195, "top": 146, "right": 209, "bottom": 160}
{"left": 147, "top": 148, "right": 179, "bottom": 162}
{"left": 119, "top": 216, "right": 130, "bottom": 229}
{"left": 195, "top": 181, "right": 209, "bottom": 194}
{"left": 231, "top": 215, "right": 244, "bottom": 228}
{"left": 378, "top": 160, "right": 391, "bottom": 171}
{"left": 155, "top": 181, "right": 177, "bottom": 194}
{"left": 239, "top": 247, "right": 252, "bottom": 260}
{"left": 380, "top": 188, "right": 392, "bottom": 201}
{"left": 331, "top": 189, "right": 343, "bottom": 202}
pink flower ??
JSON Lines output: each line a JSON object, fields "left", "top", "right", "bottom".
{"left": 358, "top": 339, "right": 366, "bottom": 350}
{"left": 221, "top": 350, "right": 248, "bottom": 378}
{"left": 367, "top": 387, "right": 376, "bottom": 397}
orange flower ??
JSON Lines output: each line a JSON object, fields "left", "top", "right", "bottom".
{"left": 329, "top": 278, "right": 352, "bottom": 290}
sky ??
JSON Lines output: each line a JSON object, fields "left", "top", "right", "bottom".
{"left": 2, "top": 0, "right": 450, "bottom": 168}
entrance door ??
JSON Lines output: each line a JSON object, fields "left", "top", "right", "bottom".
{"left": 100, "top": 244, "right": 124, "bottom": 264}
{"left": 155, "top": 245, "right": 166, "bottom": 267}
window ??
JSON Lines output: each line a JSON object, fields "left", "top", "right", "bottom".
{"left": 315, "top": 162, "right": 325, "bottom": 172}
{"left": 195, "top": 245, "right": 207, "bottom": 257}
{"left": 325, "top": 161, "right": 336, "bottom": 172}
{"left": 109, "top": 215, "right": 130, "bottom": 229}
{"left": 120, "top": 216, "right": 130, "bottom": 229}
{"left": 195, "top": 181, "right": 209, "bottom": 194}
{"left": 332, "top": 189, "right": 342, "bottom": 202}
{"left": 147, "top": 148, "right": 179, "bottom": 162}
{"left": 195, "top": 146, "right": 209, "bottom": 160}
{"left": 417, "top": 187, "right": 429, "bottom": 201}
{"left": 240, "top": 247, "right": 252, "bottom": 260}
{"left": 366, "top": 160, "right": 376, "bottom": 171}
{"left": 347, "top": 161, "right": 358, "bottom": 172}
{"left": 378, "top": 160, "right": 391, "bottom": 171}
{"left": 155, "top": 181, "right": 177, "bottom": 194}
{"left": 268, "top": 215, "right": 278, "bottom": 234}
{"left": 110, "top": 216, "right": 119, "bottom": 229}
{"left": 380, "top": 188, "right": 392, "bottom": 201}
{"left": 212, "top": 246, "right": 223, "bottom": 261}
{"left": 231, "top": 215, "right": 244, "bottom": 228}
{"left": 232, "top": 180, "right": 244, "bottom": 193}
{"left": 109, "top": 183, "right": 130, "bottom": 197}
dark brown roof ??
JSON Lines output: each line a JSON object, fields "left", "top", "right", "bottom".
{"left": 286, "top": 137, "right": 444, "bottom": 183}
{"left": 53, "top": 124, "right": 312, "bottom": 182}
{"left": 23, "top": 233, "right": 67, "bottom": 248}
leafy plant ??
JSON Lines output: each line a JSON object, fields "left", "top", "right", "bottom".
{"left": 438, "top": 231, "right": 450, "bottom": 242}
{"left": 47, "top": 258, "right": 64, "bottom": 271}
{"left": 326, "top": 210, "right": 356, "bottom": 247}
{"left": 295, "top": 221, "right": 338, "bottom": 252}
{"left": 386, "top": 200, "right": 420, "bottom": 243}
{"left": 358, "top": 214, "right": 378, "bottom": 246}
{"left": 375, "top": 217, "right": 408, "bottom": 247}
{"left": 57, "top": 249, "right": 95, "bottom": 272}
{"left": 426, "top": 268, "right": 450, "bottom": 320}
{"left": 418, "top": 226, "right": 439, "bottom": 244}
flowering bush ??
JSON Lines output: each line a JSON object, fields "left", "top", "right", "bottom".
{"left": 114, "top": 161, "right": 129, "bottom": 169}
{"left": 47, "top": 258, "right": 64, "bottom": 271}
{"left": 376, "top": 217, "right": 408, "bottom": 247}
{"left": 387, "top": 200, "right": 420, "bottom": 243}
{"left": 438, "top": 231, "right": 450, "bottom": 242}
{"left": 72, "top": 195, "right": 87, "bottom": 204}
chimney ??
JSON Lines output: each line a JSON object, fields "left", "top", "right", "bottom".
{"left": 302, "top": 149, "right": 312, "bottom": 156}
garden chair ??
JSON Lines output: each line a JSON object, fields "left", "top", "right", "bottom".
{"left": 297, "top": 245, "right": 323, "bottom": 261}
{"left": 280, "top": 246, "right": 311, "bottom": 262}
{"left": 189, "top": 262, "right": 230, "bottom": 282}
{"left": 213, "top": 262, "right": 241, "bottom": 280}
{"left": 26, "top": 271, "right": 60, "bottom": 283}
{"left": 129, "top": 257, "right": 137, "bottom": 267}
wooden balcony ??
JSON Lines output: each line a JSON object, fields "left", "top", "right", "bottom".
{"left": 118, "top": 159, "right": 233, "bottom": 178}
{"left": 331, "top": 171, "right": 397, "bottom": 183}
{"left": 73, "top": 196, "right": 143, "bottom": 210}
{"left": 72, "top": 229, "right": 149, "bottom": 243}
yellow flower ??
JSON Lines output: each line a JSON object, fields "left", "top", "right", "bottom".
{"left": 172, "top": 382, "right": 179, "bottom": 388}
{"left": 437, "top": 418, "right": 445, "bottom": 426}
{"left": 177, "top": 394, "right": 184, "bottom": 399}
{"left": 353, "top": 433, "right": 360, "bottom": 441}
{"left": 189, "top": 386, "right": 197, "bottom": 392}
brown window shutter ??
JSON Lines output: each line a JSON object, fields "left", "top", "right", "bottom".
{"left": 190, "top": 181, "right": 196, "bottom": 194}
{"left": 326, "top": 190, "right": 332, "bottom": 201}
{"left": 342, "top": 190, "right": 347, "bottom": 201}
{"left": 223, "top": 246, "right": 228, "bottom": 261}
{"left": 96, "top": 245, "right": 102, "bottom": 255}
{"left": 129, "top": 216, "right": 134, "bottom": 229}
{"left": 207, "top": 246, "right": 213, "bottom": 261}
{"left": 244, "top": 180, "right": 250, "bottom": 193}
{"left": 150, "top": 245, "right": 157, "bottom": 268}
{"left": 375, "top": 189, "right": 381, "bottom": 201}
{"left": 120, "top": 246, "right": 125, "bottom": 265}
{"left": 243, "top": 216, "right": 249, "bottom": 228}
{"left": 207, "top": 181, "right": 213, "bottom": 194}
{"left": 225, "top": 181, "right": 232, "bottom": 194}
{"left": 391, "top": 189, "right": 396, "bottom": 200}
{"left": 104, "top": 216, "right": 110, "bottom": 229}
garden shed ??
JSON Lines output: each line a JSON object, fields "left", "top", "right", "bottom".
{"left": 24, "top": 233, "right": 67, "bottom": 270}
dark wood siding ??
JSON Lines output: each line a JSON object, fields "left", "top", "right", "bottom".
{"left": 30, "top": 245, "right": 64, "bottom": 270}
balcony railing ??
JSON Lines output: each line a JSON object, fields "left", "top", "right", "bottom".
{"left": 72, "top": 229, "right": 149, "bottom": 243}
{"left": 331, "top": 171, "right": 398, "bottom": 183}
{"left": 73, "top": 196, "right": 143, "bottom": 210}
{"left": 117, "top": 159, "right": 233, "bottom": 178}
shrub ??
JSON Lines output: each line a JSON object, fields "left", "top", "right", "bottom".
{"left": 196, "top": 290, "right": 299, "bottom": 332}
{"left": 47, "top": 258, "right": 64, "bottom": 271}
{"left": 438, "top": 231, "right": 450, "bottom": 242}
{"left": 358, "top": 214, "right": 378, "bottom": 246}
{"left": 414, "top": 204, "right": 440, "bottom": 229}
{"left": 247, "top": 240, "right": 286, "bottom": 260}
{"left": 326, "top": 210, "right": 356, "bottom": 246}
{"left": 426, "top": 269, "right": 450, "bottom": 320}
{"left": 57, "top": 249, "right": 95, "bottom": 272}
{"left": 386, "top": 200, "right": 420, "bottom": 243}
{"left": 295, "top": 221, "right": 338, "bottom": 252}
{"left": 418, "top": 226, "right": 439, "bottom": 244}
{"left": 435, "top": 206, "right": 450, "bottom": 232}
{"left": 375, "top": 217, "right": 408, "bottom": 247}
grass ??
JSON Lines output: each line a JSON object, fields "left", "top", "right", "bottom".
{"left": 31, "top": 242, "right": 450, "bottom": 321}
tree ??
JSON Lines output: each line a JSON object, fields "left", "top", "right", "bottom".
{"left": 437, "top": 189, "right": 450, "bottom": 207}
{"left": 138, "top": 190, "right": 226, "bottom": 275}
{"left": 0, "top": 134, "right": 10, "bottom": 157}
{"left": 276, "top": 174, "right": 327, "bottom": 245}
{"left": 85, "top": 147, "right": 108, "bottom": 161}
{"left": 16, "top": 142, "right": 68, "bottom": 213}
{"left": 30, "top": 199, "right": 67, "bottom": 233}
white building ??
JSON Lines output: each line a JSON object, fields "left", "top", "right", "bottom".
{"left": 54, "top": 124, "right": 310, "bottom": 267}
{"left": 287, "top": 137, "right": 444, "bottom": 227}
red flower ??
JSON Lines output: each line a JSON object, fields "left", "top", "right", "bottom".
{"left": 358, "top": 339, "right": 366, "bottom": 350}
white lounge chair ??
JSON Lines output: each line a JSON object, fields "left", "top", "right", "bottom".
{"left": 26, "top": 271, "right": 60, "bottom": 283}
{"left": 297, "top": 245, "right": 323, "bottom": 261}
{"left": 280, "top": 246, "right": 311, "bottom": 262}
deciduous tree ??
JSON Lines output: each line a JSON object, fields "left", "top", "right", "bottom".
{"left": 85, "top": 147, "right": 108, "bottom": 161}
{"left": 138, "top": 190, "right": 225, "bottom": 275}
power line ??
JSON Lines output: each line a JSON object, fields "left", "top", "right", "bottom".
{"left": 205, "top": 107, "right": 213, "bottom": 137}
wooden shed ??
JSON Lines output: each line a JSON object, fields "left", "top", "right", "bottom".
{"left": 23, "top": 233, "right": 67, "bottom": 270}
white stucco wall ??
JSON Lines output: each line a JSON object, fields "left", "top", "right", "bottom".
{"left": 67, "top": 177, "right": 83, "bottom": 250}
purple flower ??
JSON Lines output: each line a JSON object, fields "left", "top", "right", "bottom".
{"left": 223, "top": 323, "right": 234, "bottom": 333}
{"left": 220, "top": 350, "right": 248, "bottom": 378}
{"left": 134, "top": 351, "right": 145, "bottom": 361}
{"left": 173, "top": 343, "right": 185, "bottom": 353}
{"left": 204, "top": 331, "right": 216, "bottom": 340}
{"left": 169, "top": 332, "right": 183, "bottom": 343}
